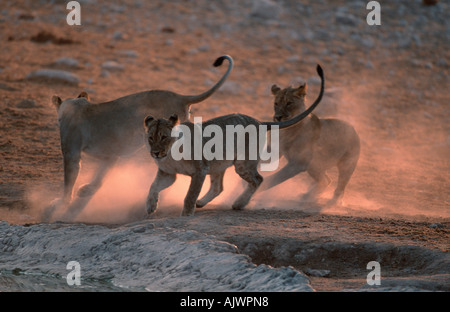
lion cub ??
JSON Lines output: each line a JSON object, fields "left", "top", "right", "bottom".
{"left": 144, "top": 65, "right": 324, "bottom": 216}
{"left": 259, "top": 78, "right": 360, "bottom": 206}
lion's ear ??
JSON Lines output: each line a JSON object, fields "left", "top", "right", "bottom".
{"left": 144, "top": 115, "right": 155, "bottom": 129}
{"left": 52, "top": 96, "right": 62, "bottom": 110}
{"left": 77, "top": 91, "right": 89, "bottom": 100}
{"left": 169, "top": 114, "right": 179, "bottom": 126}
{"left": 271, "top": 85, "right": 281, "bottom": 95}
{"left": 296, "top": 83, "right": 307, "bottom": 96}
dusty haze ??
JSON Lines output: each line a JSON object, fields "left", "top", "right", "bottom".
{"left": 0, "top": 0, "right": 448, "bottom": 291}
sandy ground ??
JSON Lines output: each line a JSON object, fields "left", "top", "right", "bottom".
{"left": 0, "top": 0, "right": 449, "bottom": 291}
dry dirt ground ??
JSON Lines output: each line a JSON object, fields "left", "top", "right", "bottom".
{"left": 0, "top": 0, "right": 449, "bottom": 291}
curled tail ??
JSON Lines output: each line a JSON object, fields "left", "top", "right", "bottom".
{"left": 262, "top": 64, "right": 324, "bottom": 130}
{"left": 184, "top": 55, "right": 234, "bottom": 104}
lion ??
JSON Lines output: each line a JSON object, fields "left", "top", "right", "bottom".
{"left": 258, "top": 73, "right": 360, "bottom": 206}
{"left": 143, "top": 65, "right": 324, "bottom": 216}
{"left": 43, "top": 55, "right": 233, "bottom": 222}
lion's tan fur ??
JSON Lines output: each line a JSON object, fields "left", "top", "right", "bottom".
{"left": 260, "top": 82, "right": 360, "bottom": 205}
{"left": 44, "top": 56, "right": 233, "bottom": 222}
{"left": 143, "top": 65, "right": 325, "bottom": 216}
{"left": 144, "top": 114, "right": 264, "bottom": 216}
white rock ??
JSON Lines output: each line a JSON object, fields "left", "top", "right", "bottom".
{"left": 336, "top": 12, "right": 359, "bottom": 26}
{"left": 26, "top": 69, "right": 80, "bottom": 85}
{"left": 0, "top": 223, "right": 313, "bottom": 291}
{"left": 52, "top": 57, "right": 79, "bottom": 68}
{"left": 112, "top": 31, "right": 127, "bottom": 40}
{"left": 219, "top": 80, "right": 241, "bottom": 95}
{"left": 117, "top": 50, "right": 139, "bottom": 58}
{"left": 307, "top": 76, "right": 322, "bottom": 86}
{"left": 305, "top": 268, "right": 331, "bottom": 277}
{"left": 101, "top": 61, "right": 124, "bottom": 72}
{"left": 287, "top": 55, "right": 300, "bottom": 63}
{"left": 429, "top": 223, "right": 443, "bottom": 229}
{"left": 198, "top": 44, "right": 210, "bottom": 52}
{"left": 250, "top": 0, "right": 282, "bottom": 20}
{"left": 16, "top": 99, "right": 37, "bottom": 109}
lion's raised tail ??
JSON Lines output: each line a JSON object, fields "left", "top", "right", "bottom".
{"left": 184, "top": 55, "right": 234, "bottom": 104}
{"left": 262, "top": 64, "right": 324, "bottom": 130}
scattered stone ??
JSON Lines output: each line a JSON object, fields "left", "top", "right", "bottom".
{"left": 313, "top": 29, "right": 331, "bottom": 41}
{"left": 305, "top": 268, "right": 331, "bottom": 277}
{"left": 360, "top": 37, "right": 375, "bottom": 49}
{"left": 117, "top": 50, "right": 139, "bottom": 58}
{"left": 307, "top": 76, "right": 322, "bottom": 86}
{"left": 249, "top": 0, "right": 282, "bottom": 20}
{"left": 26, "top": 69, "right": 80, "bottom": 85}
{"left": 219, "top": 80, "right": 241, "bottom": 95}
{"left": 429, "top": 223, "right": 444, "bottom": 229}
{"left": 112, "top": 31, "right": 127, "bottom": 40}
{"left": 101, "top": 61, "right": 124, "bottom": 72}
{"left": 335, "top": 12, "right": 359, "bottom": 26}
{"left": 16, "top": 99, "right": 37, "bottom": 109}
{"left": 198, "top": 44, "right": 210, "bottom": 52}
{"left": 436, "top": 58, "right": 447, "bottom": 67}
{"left": 286, "top": 55, "right": 300, "bottom": 63}
{"left": 51, "top": 57, "right": 79, "bottom": 68}
{"left": 365, "top": 61, "right": 374, "bottom": 69}
{"left": 187, "top": 48, "right": 199, "bottom": 55}
{"left": 277, "top": 66, "right": 288, "bottom": 74}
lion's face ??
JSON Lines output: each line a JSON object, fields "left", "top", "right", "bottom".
{"left": 144, "top": 115, "right": 179, "bottom": 160}
{"left": 271, "top": 84, "right": 307, "bottom": 121}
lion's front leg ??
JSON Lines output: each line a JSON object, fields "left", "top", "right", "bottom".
{"left": 146, "top": 169, "right": 176, "bottom": 216}
{"left": 181, "top": 172, "right": 207, "bottom": 216}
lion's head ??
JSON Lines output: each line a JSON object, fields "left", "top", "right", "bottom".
{"left": 271, "top": 83, "right": 308, "bottom": 122}
{"left": 51, "top": 91, "right": 89, "bottom": 111}
{"left": 144, "top": 114, "right": 179, "bottom": 160}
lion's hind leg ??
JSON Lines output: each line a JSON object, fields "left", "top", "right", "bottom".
{"left": 42, "top": 148, "right": 81, "bottom": 222}
{"left": 196, "top": 171, "right": 225, "bottom": 208}
{"left": 77, "top": 157, "right": 117, "bottom": 198}
{"left": 328, "top": 149, "right": 359, "bottom": 207}
{"left": 232, "top": 161, "right": 263, "bottom": 210}
{"left": 301, "top": 166, "right": 331, "bottom": 202}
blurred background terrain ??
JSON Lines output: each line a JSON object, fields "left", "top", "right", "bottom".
{"left": 0, "top": 0, "right": 448, "bottom": 291}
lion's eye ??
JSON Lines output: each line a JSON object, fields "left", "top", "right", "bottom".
{"left": 161, "top": 135, "right": 168, "bottom": 141}
{"left": 148, "top": 137, "right": 154, "bottom": 143}
{"left": 286, "top": 102, "right": 294, "bottom": 107}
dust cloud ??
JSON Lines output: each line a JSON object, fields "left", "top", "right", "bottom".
{"left": 26, "top": 73, "right": 448, "bottom": 224}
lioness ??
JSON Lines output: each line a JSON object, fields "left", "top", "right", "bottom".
{"left": 44, "top": 55, "right": 233, "bottom": 222}
{"left": 259, "top": 74, "right": 360, "bottom": 206}
{"left": 144, "top": 65, "right": 324, "bottom": 216}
